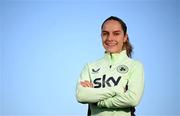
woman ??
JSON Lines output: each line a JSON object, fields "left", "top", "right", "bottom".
{"left": 76, "top": 16, "right": 144, "bottom": 116}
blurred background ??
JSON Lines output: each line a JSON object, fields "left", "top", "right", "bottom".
{"left": 0, "top": 0, "right": 179, "bottom": 115}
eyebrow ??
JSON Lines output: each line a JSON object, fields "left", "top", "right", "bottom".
{"left": 113, "top": 30, "right": 122, "bottom": 33}
{"left": 102, "top": 30, "right": 122, "bottom": 33}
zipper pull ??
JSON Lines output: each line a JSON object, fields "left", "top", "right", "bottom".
{"left": 109, "top": 65, "right": 112, "bottom": 68}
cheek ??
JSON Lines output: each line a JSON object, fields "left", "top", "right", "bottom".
{"left": 102, "top": 37, "right": 106, "bottom": 43}
{"left": 117, "top": 37, "right": 124, "bottom": 43}
{"left": 117, "top": 38, "right": 125, "bottom": 47}
{"left": 102, "top": 39, "right": 106, "bottom": 47}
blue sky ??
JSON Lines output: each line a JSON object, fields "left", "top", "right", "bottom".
{"left": 0, "top": 0, "right": 180, "bottom": 115}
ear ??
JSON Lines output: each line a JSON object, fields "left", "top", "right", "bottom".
{"left": 123, "top": 33, "right": 128, "bottom": 42}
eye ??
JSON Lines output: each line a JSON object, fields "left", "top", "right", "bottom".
{"left": 102, "top": 32, "right": 108, "bottom": 36}
{"left": 114, "top": 32, "right": 120, "bottom": 36}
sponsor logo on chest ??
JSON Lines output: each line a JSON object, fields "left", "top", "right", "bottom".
{"left": 91, "top": 65, "right": 129, "bottom": 88}
{"left": 93, "top": 74, "right": 121, "bottom": 88}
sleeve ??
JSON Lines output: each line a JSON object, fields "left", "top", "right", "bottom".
{"left": 97, "top": 61, "right": 144, "bottom": 108}
{"left": 76, "top": 64, "right": 116, "bottom": 104}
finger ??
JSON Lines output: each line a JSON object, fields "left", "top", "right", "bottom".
{"left": 84, "top": 80, "right": 91, "bottom": 87}
{"left": 80, "top": 81, "right": 90, "bottom": 87}
{"left": 84, "top": 82, "right": 90, "bottom": 87}
{"left": 89, "top": 82, "right": 93, "bottom": 87}
{"left": 84, "top": 80, "right": 90, "bottom": 83}
{"left": 84, "top": 81, "right": 93, "bottom": 87}
{"left": 80, "top": 82, "right": 87, "bottom": 87}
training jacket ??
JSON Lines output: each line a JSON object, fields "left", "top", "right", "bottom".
{"left": 76, "top": 50, "right": 144, "bottom": 116}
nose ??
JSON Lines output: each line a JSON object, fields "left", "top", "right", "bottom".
{"left": 107, "top": 33, "right": 113, "bottom": 41}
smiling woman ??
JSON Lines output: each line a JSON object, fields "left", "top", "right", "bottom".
{"left": 1, "top": 1, "right": 179, "bottom": 115}
{"left": 101, "top": 16, "right": 133, "bottom": 57}
{"left": 76, "top": 16, "right": 144, "bottom": 116}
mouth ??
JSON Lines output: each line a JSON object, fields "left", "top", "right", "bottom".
{"left": 105, "top": 41, "right": 118, "bottom": 47}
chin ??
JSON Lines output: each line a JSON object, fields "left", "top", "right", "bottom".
{"left": 104, "top": 45, "right": 120, "bottom": 53}
{"left": 106, "top": 49, "right": 119, "bottom": 53}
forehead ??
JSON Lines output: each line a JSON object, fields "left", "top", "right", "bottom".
{"left": 102, "top": 20, "right": 123, "bottom": 31}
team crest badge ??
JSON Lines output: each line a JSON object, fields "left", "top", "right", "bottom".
{"left": 117, "top": 65, "right": 129, "bottom": 74}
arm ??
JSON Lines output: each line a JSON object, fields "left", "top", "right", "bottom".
{"left": 97, "top": 61, "right": 144, "bottom": 108}
{"left": 76, "top": 64, "right": 116, "bottom": 104}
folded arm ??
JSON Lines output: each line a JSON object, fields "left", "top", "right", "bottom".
{"left": 97, "top": 62, "right": 144, "bottom": 108}
{"left": 76, "top": 64, "right": 116, "bottom": 103}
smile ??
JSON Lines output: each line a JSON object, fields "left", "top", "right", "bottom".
{"left": 105, "top": 42, "right": 118, "bottom": 47}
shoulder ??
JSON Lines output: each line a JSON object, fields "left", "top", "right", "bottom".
{"left": 81, "top": 57, "right": 105, "bottom": 73}
{"left": 85, "top": 57, "right": 105, "bottom": 68}
{"left": 122, "top": 57, "right": 143, "bottom": 70}
{"left": 132, "top": 59, "right": 143, "bottom": 66}
{"left": 122, "top": 56, "right": 143, "bottom": 66}
{"left": 129, "top": 59, "right": 144, "bottom": 72}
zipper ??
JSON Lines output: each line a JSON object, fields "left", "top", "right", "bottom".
{"left": 109, "top": 53, "right": 112, "bottom": 69}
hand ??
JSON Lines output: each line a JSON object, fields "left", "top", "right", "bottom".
{"left": 80, "top": 80, "right": 93, "bottom": 88}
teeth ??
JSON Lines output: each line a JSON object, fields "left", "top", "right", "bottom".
{"left": 106, "top": 43, "right": 117, "bottom": 46}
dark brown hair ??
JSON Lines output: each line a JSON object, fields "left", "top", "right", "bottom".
{"left": 101, "top": 16, "right": 133, "bottom": 58}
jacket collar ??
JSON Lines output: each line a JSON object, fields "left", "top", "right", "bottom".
{"left": 104, "top": 50, "right": 128, "bottom": 65}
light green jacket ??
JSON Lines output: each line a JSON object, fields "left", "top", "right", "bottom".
{"left": 76, "top": 50, "right": 144, "bottom": 116}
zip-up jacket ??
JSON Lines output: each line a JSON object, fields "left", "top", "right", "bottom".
{"left": 76, "top": 50, "right": 144, "bottom": 116}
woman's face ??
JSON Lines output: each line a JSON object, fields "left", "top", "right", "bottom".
{"left": 101, "top": 20, "right": 127, "bottom": 53}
